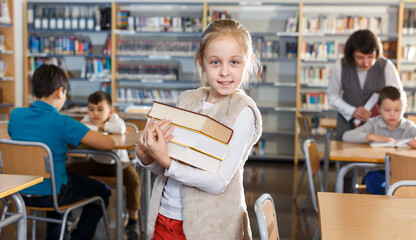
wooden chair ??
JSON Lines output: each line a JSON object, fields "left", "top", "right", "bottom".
{"left": 0, "top": 139, "right": 110, "bottom": 240}
{"left": 294, "top": 114, "right": 312, "bottom": 201}
{"left": 303, "top": 139, "right": 323, "bottom": 240}
{"left": 0, "top": 121, "right": 9, "bottom": 139}
{"left": 254, "top": 193, "right": 279, "bottom": 240}
{"left": 385, "top": 152, "right": 416, "bottom": 197}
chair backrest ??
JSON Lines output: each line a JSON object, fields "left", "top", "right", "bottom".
{"left": 124, "top": 105, "right": 151, "bottom": 114}
{"left": 297, "top": 114, "right": 312, "bottom": 140}
{"left": 0, "top": 139, "right": 62, "bottom": 213}
{"left": 125, "top": 122, "right": 139, "bottom": 133}
{"left": 303, "top": 139, "right": 323, "bottom": 213}
{"left": 254, "top": 193, "right": 279, "bottom": 240}
{"left": 385, "top": 152, "right": 416, "bottom": 197}
{"left": 124, "top": 117, "right": 147, "bottom": 131}
{"left": 0, "top": 121, "right": 10, "bottom": 139}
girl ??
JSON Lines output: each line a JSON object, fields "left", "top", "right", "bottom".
{"left": 135, "top": 19, "right": 262, "bottom": 240}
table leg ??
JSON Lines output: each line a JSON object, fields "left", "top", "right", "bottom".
{"left": 11, "top": 193, "right": 27, "bottom": 240}
{"left": 323, "top": 131, "right": 332, "bottom": 191}
{"left": 335, "top": 163, "right": 383, "bottom": 193}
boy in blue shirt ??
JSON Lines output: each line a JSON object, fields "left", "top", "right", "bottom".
{"left": 8, "top": 64, "right": 115, "bottom": 240}
{"left": 343, "top": 86, "right": 416, "bottom": 194}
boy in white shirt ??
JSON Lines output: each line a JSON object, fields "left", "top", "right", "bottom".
{"left": 67, "top": 91, "right": 141, "bottom": 239}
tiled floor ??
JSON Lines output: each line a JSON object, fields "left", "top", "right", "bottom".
{"left": 0, "top": 160, "right": 335, "bottom": 240}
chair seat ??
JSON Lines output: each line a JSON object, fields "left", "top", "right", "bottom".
{"left": 26, "top": 197, "right": 100, "bottom": 211}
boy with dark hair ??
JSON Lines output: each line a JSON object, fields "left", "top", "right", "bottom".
{"left": 67, "top": 90, "right": 142, "bottom": 239}
{"left": 343, "top": 86, "right": 416, "bottom": 194}
{"left": 8, "top": 64, "right": 114, "bottom": 240}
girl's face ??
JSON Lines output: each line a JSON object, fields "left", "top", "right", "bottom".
{"left": 87, "top": 100, "right": 112, "bottom": 124}
{"left": 201, "top": 36, "right": 247, "bottom": 103}
{"left": 353, "top": 50, "right": 376, "bottom": 71}
{"left": 379, "top": 99, "right": 404, "bottom": 130}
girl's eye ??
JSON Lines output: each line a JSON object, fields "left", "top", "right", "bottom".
{"left": 211, "top": 61, "right": 219, "bottom": 65}
{"left": 231, "top": 60, "right": 239, "bottom": 65}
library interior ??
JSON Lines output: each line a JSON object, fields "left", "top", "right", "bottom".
{"left": 2, "top": 0, "right": 416, "bottom": 240}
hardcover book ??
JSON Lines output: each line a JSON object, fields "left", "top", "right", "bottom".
{"left": 147, "top": 101, "right": 234, "bottom": 172}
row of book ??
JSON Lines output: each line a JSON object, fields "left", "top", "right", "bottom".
{"left": 28, "top": 35, "right": 95, "bottom": 55}
{"left": 0, "top": 0, "right": 10, "bottom": 24}
{"left": 253, "top": 39, "right": 279, "bottom": 59}
{"left": 80, "top": 58, "right": 111, "bottom": 80}
{"left": 117, "top": 64, "right": 178, "bottom": 81}
{"left": 116, "top": 88, "right": 184, "bottom": 105}
{"left": 301, "top": 41, "right": 345, "bottom": 61}
{"left": 27, "top": 5, "right": 107, "bottom": 31}
{"left": 302, "top": 15, "right": 382, "bottom": 35}
{"left": 116, "top": 11, "right": 203, "bottom": 33}
{"left": 116, "top": 40, "right": 199, "bottom": 57}
{"left": 28, "top": 57, "right": 67, "bottom": 76}
{"left": 300, "top": 66, "right": 332, "bottom": 86}
{"left": 406, "top": 91, "right": 416, "bottom": 113}
{"left": 403, "top": 9, "right": 416, "bottom": 35}
{"left": 0, "top": 60, "right": 5, "bottom": 77}
{"left": 402, "top": 44, "right": 416, "bottom": 61}
{"left": 285, "top": 17, "right": 298, "bottom": 33}
{"left": 0, "top": 34, "right": 4, "bottom": 50}
{"left": 206, "top": 10, "right": 232, "bottom": 25}
{"left": 300, "top": 91, "right": 330, "bottom": 110}
{"left": 401, "top": 70, "right": 416, "bottom": 87}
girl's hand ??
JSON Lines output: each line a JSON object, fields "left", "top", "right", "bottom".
{"left": 143, "top": 124, "right": 173, "bottom": 169}
{"left": 135, "top": 118, "right": 174, "bottom": 166}
{"left": 366, "top": 134, "right": 396, "bottom": 143}
{"left": 407, "top": 138, "right": 416, "bottom": 148}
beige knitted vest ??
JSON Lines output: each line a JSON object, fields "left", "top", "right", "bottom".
{"left": 146, "top": 87, "right": 262, "bottom": 240}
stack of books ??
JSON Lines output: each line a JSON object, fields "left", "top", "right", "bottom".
{"left": 147, "top": 101, "right": 233, "bottom": 172}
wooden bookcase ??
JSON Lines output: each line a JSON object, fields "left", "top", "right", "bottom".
{"left": 21, "top": 1, "right": 416, "bottom": 162}
{"left": 0, "top": 0, "right": 14, "bottom": 120}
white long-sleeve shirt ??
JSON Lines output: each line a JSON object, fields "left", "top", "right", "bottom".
{"left": 82, "top": 112, "right": 129, "bottom": 163}
{"left": 137, "top": 101, "right": 255, "bottom": 220}
{"left": 327, "top": 59, "right": 403, "bottom": 121}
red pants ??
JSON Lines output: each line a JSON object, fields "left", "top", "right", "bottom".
{"left": 154, "top": 213, "right": 186, "bottom": 240}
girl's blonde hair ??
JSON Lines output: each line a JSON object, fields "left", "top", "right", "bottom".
{"left": 194, "top": 19, "right": 261, "bottom": 89}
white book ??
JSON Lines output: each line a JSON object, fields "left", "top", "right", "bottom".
{"left": 370, "top": 138, "right": 413, "bottom": 148}
{"left": 353, "top": 92, "right": 379, "bottom": 126}
{"left": 167, "top": 142, "right": 220, "bottom": 173}
{"left": 167, "top": 122, "right": 228, "bottom": 160}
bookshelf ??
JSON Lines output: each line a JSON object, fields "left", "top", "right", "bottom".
{"left": 0, "top": 0, "right": 14, "bottom": 120}
{"left": 23, "top": 1, "right": 113, "bottom": 107}
{"left": 112, "top": 1, "right": 204, "bottom": 111}
{"left": 21, "top": 1, "right": 416, "bottom": 162}
{"left": 398, "top": 0, "right": 416, "bottom": 114}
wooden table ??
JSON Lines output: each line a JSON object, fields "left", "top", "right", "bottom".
{"left": 0, "top": 174, "right": 43, "bottom": 240}
{"left": 318, "top": 192, "right": 416, "bottom": 239}
{"left": 330, "top": 141, "right": 416, "bottom": 192}
{"left": 68, "top": 132, "right": 140, "bottom": 240}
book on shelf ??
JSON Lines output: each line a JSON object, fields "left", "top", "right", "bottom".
{"left": 147, "top": 101, "right": 234, "bottom": 172}
{"left": 353, "top": 92, "right": 379, "bottom": 127}
{"left": 370, "top": 138, "right": 413, "bottom": 148}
